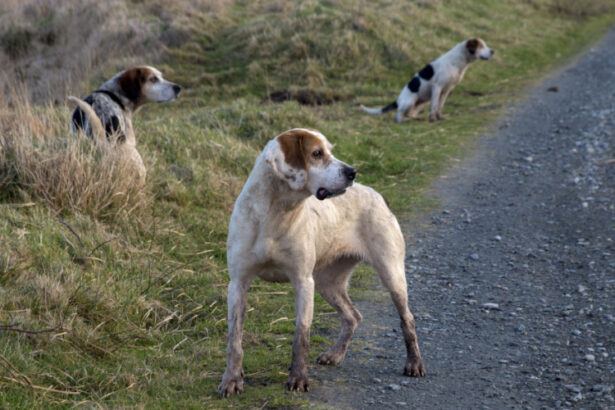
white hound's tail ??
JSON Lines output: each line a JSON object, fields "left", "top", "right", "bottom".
{"left": 360, "top": 101, "right": 398, "bottom": 116}
{"left": 67, "top": 96, "right": 105, "bottom": 142}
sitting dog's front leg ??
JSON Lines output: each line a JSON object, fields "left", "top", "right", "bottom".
{"left": 219, "top": 276, "right": 251, "bottom": 397}
{"left": 287, "top": 276, "right": 315, "bottom": 391}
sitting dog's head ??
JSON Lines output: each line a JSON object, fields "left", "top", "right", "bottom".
{"left": 465, "top": 38, "right": 494, "bottom": 61}
{"left": 266, "top": 129, "right": 356, "bottom": 200}
{"left": 116, "top": 66, "right": 182, "bottom": 108}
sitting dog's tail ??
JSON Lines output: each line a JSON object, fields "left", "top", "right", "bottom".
{"left": 67, "top": 96, "right": 105, "bottom": 142}
{"left": 360, "top": 101, "right": 398, "bottom": 115}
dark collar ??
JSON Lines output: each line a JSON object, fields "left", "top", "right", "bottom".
{"left": 93, "top": 89, "right": 126, "bottom": 111}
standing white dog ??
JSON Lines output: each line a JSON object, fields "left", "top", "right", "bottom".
{"left": 219, "top": 128, "right": 425, "bottom": 396}
{"left": 361, "top": 38, "right": 494, "bottom": 123}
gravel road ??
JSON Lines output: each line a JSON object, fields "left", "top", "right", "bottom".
{"left": 309, "top": 28, "right": 615, "bottom": 409}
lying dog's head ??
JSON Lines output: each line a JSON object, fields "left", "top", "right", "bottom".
{"left": 116, "top": 66, "right": 181, "bottom": 107}
{"left": 465, "top": 38, "right": 494, "bottom": 61}
{"left": 266, "top": 129, "right": 356, "bottom": 200}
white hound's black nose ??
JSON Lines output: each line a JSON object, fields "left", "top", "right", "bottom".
{"left": 343, "top": 166, "right": 357, "bottom": 181}
{"left": 173, "top": 84, "right": 182, "bottom": 95}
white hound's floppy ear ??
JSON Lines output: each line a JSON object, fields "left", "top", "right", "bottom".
{"left": 265, "top": 131, "right": 308, "bottom": 191}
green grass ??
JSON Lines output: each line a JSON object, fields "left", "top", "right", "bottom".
{"left": 1, "top": 0, "right": 615, "bottom": 408}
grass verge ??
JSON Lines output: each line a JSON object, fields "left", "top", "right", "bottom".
{"left": 1, "top": 0, "right": 614, "bottom": 408}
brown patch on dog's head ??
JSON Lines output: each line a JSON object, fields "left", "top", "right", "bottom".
{"left": 118, "top": 66, "right": 155, "bottom": 106}
{"left": 277, "top": 129, "right": 331, "bottom": 170}
{"left": 466, "top": 38, "right": 480, "bottom": 55}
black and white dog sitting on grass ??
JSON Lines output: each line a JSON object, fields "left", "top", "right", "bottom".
{"left": 361, "top": 38, "right": 493, "bottom": 123}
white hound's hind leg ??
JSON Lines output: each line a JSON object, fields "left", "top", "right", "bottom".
{"left": 367, "top": 224, "right": 426, "bottom": 377}
{"left": 314, "top": 257, "right": 362, "bottom": 366}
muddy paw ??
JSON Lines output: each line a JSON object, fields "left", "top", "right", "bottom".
{"left": 218, "top": 373, "right": 244, "bottom": 397}
{"left": 404, "top": 358, "right": 426, "bottom": 377}
{"left": 317, "top": 350, "right": 345, "bottom": 366}
{"left": 286, "top": 372, "right": 310, "bottom": 392}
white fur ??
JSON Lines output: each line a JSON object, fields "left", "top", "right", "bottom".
{"left": 219, "top": 129, "right": 425, "bottom": 397}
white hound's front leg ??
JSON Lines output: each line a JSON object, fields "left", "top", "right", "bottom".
{"left": 219, "top": 276, "right": 252, "bottom": 397}
{"left": 287, "top": 275, "right": 315, "bottom": 391}
{"left": 429, "top": 85, "right": 442, "bottom": 122}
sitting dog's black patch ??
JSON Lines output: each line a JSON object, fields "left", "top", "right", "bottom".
{"left": 381, "top": 101, "right": 398, "bottom": 113}
{"left": 408, "top": 76, "right": 421, "bottom": 93}
{"left": 418, "top": 64, "right": 434, "bottom": 80}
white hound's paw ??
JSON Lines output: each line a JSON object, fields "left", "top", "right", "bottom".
{"left": 404, "top": 357, "right": 426, "bottom": 377}
{"left": 218, "top": 372, "right": 244, "bottom": 397}
{"left": 316, "top": 350, "right": 345, "bottom": 366}
{"left": 286, "top": 372, "right": 310, "bottom": 392}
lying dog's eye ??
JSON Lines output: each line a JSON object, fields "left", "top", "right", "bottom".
{"left": 150, "top": 77, "right": 159, "bottom": 83}
{"left": 312, "top": 150, "right": 323, "bottom": 159}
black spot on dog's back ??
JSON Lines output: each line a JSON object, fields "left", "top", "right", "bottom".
{"left": 408, "top": 76, "right": 421, "bottom": 93}
{"left": 71, "top": 95, "right": 94, "bottom": 131}
{"left": 418, "top": 64, "right": 434, "bottom": 80}
{"left": 104, "top": 115, "right": 125, "bottom": 143}
{"left": 105, "top": 115, "right": 120, "bottom": 136}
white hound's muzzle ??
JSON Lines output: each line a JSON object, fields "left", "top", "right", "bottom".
{"left": 309, "top": 159, "right": 356, "bottom": 201}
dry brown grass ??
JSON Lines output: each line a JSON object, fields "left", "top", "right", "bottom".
{"left": 0, "top": 90, "right": 148, "bottom": 219}
{"left": 0, "top": 0, "right": 234, "bottom": 104}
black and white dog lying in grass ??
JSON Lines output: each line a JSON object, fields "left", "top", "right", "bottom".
{"left": 361, "top": 38, "right": 493, "bottom": 123}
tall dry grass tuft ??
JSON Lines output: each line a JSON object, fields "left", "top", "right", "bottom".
{"left": 0, "top": 0, "right": 234, "bottom": 104}
{"left": 0, "top": 90, "right": 149, "bottom": 219}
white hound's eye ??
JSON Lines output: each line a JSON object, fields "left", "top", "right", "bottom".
{"left": 150, "top": 77, "right": 159, "bottom": 84}
{"left": 312, "top": 149, "right": 323, "bottom": 159}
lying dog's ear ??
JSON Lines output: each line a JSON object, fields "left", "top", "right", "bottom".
{"left": 266, "top": 132, "right": 308, "bottom": 191}
{"left": 466, "top": 38, "right": 480, "bottom": 55}
{"left": 119, "top": 67, "right": 149, "bottom": 104}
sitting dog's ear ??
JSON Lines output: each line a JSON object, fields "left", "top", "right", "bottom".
{"left": 266, "top": 132, "right": 308, "bottom": 191}
{"left": 466, "top": 38, "right": 479, "bottom": 55}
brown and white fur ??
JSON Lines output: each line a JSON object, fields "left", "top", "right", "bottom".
{"left": 219, "top": 128, "right": 425, "bottom": 397}
{"left": 68, "top": 66, "right": 181, "bottom": 182}
{"left": 361, "top": 38, "right": 494, "bottom": 123}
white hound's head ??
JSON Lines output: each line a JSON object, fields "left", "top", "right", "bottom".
{"left": 116, "top": 66, "right": 181, "bottom": 107}
{"left": 266, "top": 129, "right": 356, "bottom": 200}
{"left": 465, "top": 38, "right": 494, "bottom": 61}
